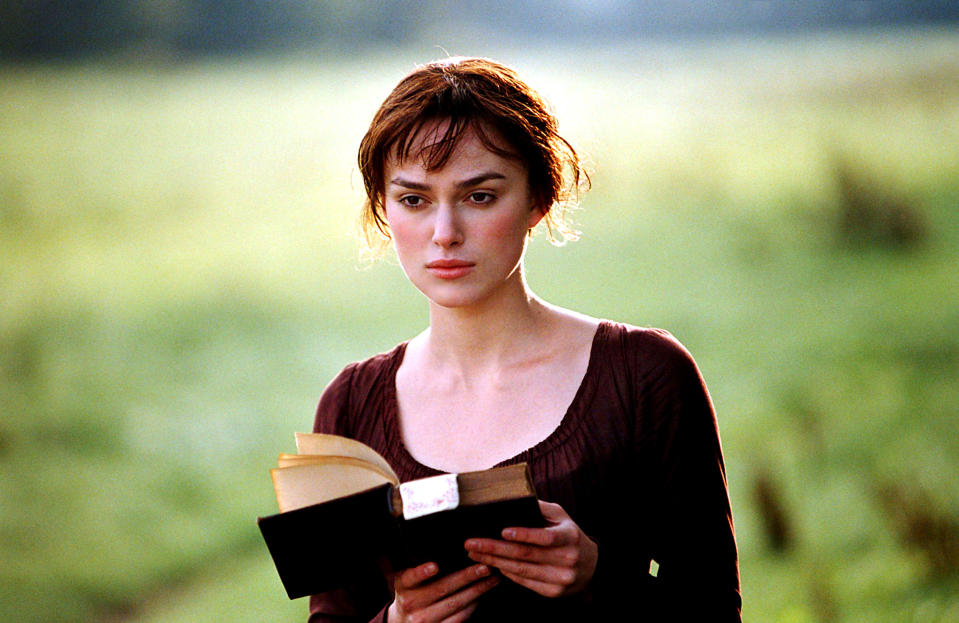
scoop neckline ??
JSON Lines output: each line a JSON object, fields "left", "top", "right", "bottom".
{"left": 380, "top": 320, "right": 612, "bottom": 477}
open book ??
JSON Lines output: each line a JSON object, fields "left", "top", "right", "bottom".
{"left": 258, "top": 433, "right": 543, "bottom": 599}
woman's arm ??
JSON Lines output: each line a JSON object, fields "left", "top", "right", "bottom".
{"left": 640, "top": 331, "right": 742, "bottom": 620}
{"left": 308, "top": 364, "right": 393, "bottom": 623}
{"left": 308, "top": 587, "right": 389, "bottom": 623}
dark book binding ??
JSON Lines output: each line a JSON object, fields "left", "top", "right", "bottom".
{"left": 257, "top": 481, "right": 544, "bottom": 599}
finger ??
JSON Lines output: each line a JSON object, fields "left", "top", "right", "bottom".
{"left": 495, "top": 501, "right": 574, "bottom": 546}
{"left": 396, "top": 564, "right": 492, "bottom": 614}
{"left": 394, "top": 562, "right": 439, "bottom": 589}
{"left": 428, "top": 564, "right": 494, "bottom": 597}
{"left": 420, "top": 574, "right": 499, "bottom": 622}
{"left": 498, "top": 568, "right": 567, "bottom": 599}
{"left": 467, "top": 551, "right": 573, "bottom": 585}
{"left": 466, "top": 534, "right": 572, "bottom": 562}
{"left": 501, "top": 524, "right": 571, "bottom": 547}
{"left": 466, "top": 539, "right": 548, "bottom": 565}
{"left": 537, "top": 500, "right": 567, "bottom": 521}
{"left": 438, "top": 600, "right": 480, "bottom": 623}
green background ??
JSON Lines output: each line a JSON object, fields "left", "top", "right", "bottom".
{"left": 2, "top": 26, "right": 958, "bottom": 622}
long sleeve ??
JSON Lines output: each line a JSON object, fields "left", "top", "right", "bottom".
{"left": 308, "top": 588, "right": 389, "bottom": 623}
{"left": 634, "top": 330, "right": 742, "bottom": 620}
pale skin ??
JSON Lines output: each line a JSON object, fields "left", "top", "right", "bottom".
{"left": 382, "top": 123, "right": 599, "bottom": 623}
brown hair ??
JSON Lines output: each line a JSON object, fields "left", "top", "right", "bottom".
{"left": 357, "top": 56, "right": 588, "bottom": 252}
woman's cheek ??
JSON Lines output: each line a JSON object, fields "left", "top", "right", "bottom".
{"left": 484, "top": 212, "right": 531, "bottom": 253}
{"left": 388, "top": 217, "right": 419, "bottom": 258}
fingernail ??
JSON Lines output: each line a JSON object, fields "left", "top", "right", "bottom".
{"left": 422, "top": 563, "right": 438, "bottom": 576}
{"left": 502, "top": 529, "right": 516, "bottom": 539}
{"left": 464, "top": 539, "right": 477, "bottom": 550}
{"left": 475, "top": 564, "right": 490, "bottom": 577}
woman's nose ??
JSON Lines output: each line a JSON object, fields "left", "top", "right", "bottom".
{"left": 432, "top": 204, "right": 463, "bottom": 247}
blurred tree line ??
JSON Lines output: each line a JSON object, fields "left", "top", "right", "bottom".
{"left": 0, "top": 0, "right": 414, "bottom": 59}
{"left": 2, "top": 0, "right": 958, "bottom": 61}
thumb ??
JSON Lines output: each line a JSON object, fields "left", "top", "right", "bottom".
{"left": 537, "top": 500, "right": 569, "bottom": 523}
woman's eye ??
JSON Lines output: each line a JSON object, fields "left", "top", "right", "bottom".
{"left": 469, "top": 192, "right": 494, "bottom": 204}
{"left": 400, "top": 195, "right": 425, "bottom": 208}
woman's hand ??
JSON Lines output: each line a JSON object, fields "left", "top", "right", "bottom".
{"left": 387, "top": 562, "right": 500, "bottom": 623}
{"left": 464, "top": 500, "right": 598, "bottom": 598}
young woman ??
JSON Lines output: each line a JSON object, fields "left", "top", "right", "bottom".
{"left": 309, "top": 57, "right": 741, "bottom": 622}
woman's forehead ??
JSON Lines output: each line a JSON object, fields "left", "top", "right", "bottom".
{"left": 388, "top": 131, "right": 526, "bottom": 180}
{"left": 388, "top": 121, "right": 525, "bottom": 177}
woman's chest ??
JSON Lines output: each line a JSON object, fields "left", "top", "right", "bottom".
{"left": 395, "top": 376, "right": 573, "bottom": 472}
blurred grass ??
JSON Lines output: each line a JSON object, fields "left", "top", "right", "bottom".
{"left": 2, "top": 28, "right": 959, "bottom": 622}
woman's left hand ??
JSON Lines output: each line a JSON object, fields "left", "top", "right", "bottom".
{"left": 463, "top": 500, "right": 598, "bottom": 598}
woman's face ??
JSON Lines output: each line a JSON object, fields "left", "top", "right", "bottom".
{"left": 383, "top": 123, "right": 543, "bottom": 311}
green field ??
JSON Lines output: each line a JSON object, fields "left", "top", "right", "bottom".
{"left": 2, "top": 28, "right": 958, "bottom": 622}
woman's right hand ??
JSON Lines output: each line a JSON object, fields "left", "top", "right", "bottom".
{"left": 387, "top": 562, "right": 499, "bottom": 623}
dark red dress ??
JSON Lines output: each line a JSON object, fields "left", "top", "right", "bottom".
{"left": 308, "top": 322, "right": 741, "bottom": 622}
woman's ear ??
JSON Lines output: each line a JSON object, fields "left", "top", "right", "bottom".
{"left": 527, "top": 203, "right": 547, "bottom": 229}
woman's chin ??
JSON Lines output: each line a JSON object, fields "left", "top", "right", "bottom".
{"left": 418, "top": 285, "right": 486, "bottom": 311}
{"left": 426, "top": 294, "right": 479, "bottom": 310}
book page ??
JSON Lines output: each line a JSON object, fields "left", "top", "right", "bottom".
{"left": 277, "top": 454, "right": 397, "bottom": 484}
{"left": 294, "top": 432, "right": 398, "bottom": 483}
{"left": 271, "top": 462, "right": 393, "bottom": 512}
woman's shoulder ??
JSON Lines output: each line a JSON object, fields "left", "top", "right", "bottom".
{"left": 542, "top": 305, "right": 698, "bottom": 376}
{"left": 594, "top": 321, "right": 713, "bottom": 431}
{"left": 314, "top": 341, "right": 407, "bottom": 435}
{"left": 599, "top": 320, "right": 687, "bottom": 351}
{"left": 327, "top": 341, "right": 408, "bottom": 393}
{"left": 597, "top": 320, "right": 701, "bottom": 376}
{"left": 548, "top": 307, "right": 688, "bottom": 358}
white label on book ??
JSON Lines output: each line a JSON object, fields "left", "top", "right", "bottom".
{"left": 399, "top": 474, "right": 460, "bottom": 520}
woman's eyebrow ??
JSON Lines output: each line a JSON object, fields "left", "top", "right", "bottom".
{"left": 455, "top": 172, "right": 506, "bottom": 189}
{"left": 389, "top": 177, "right": 430, "bottom": 190}
{"left": 389, "top": 171, "right": 507, "bottom": 191}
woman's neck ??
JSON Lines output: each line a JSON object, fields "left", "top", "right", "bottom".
{"left": 419, "top": 281, "right": 554, "bottom": 375}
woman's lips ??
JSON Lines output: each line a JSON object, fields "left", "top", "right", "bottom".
{"left": 426, "top": 260, "right": 475, "bottom": 279}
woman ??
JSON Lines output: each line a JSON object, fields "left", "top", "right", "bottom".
{"left": 310, "top": 57, "right": 741, "bottom": 622}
